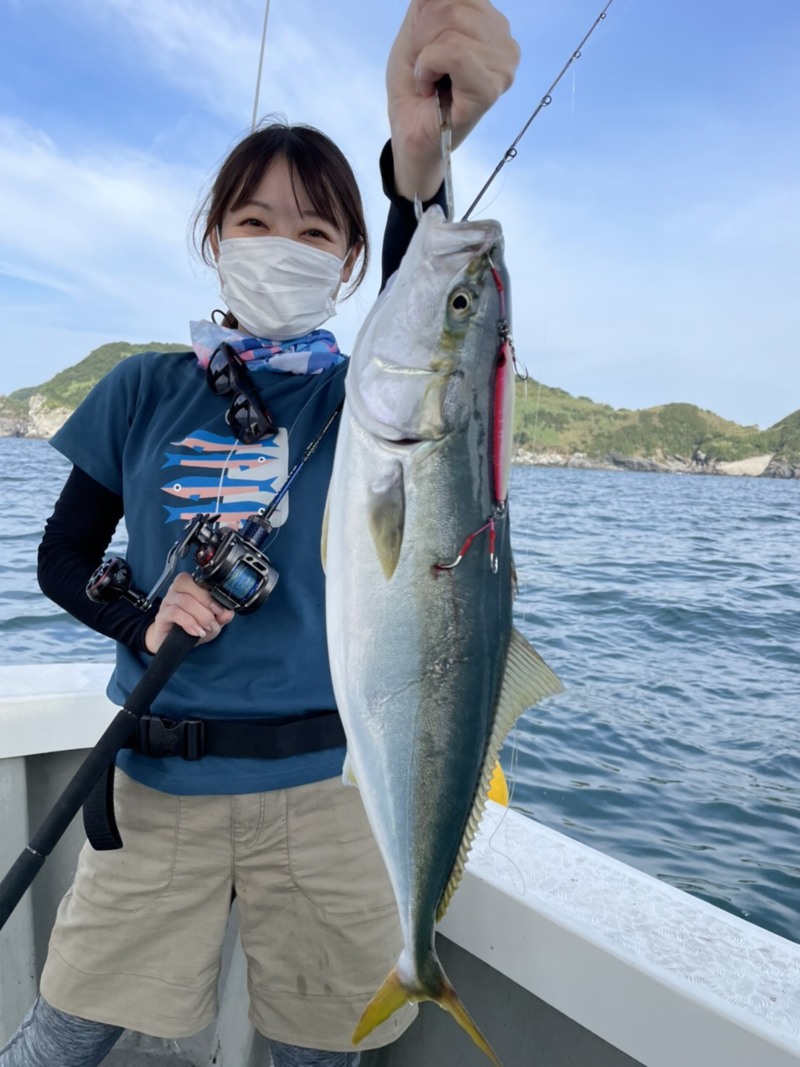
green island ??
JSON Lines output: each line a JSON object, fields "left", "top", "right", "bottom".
{"left": 0, "top": 342, "right": 798, "bottom": 478}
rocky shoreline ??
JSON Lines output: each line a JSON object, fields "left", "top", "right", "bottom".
{"left": 515, "top": 448, "right": 799, "bottom": 480}
{"left": 2, "top": 397, "right": 798, "bottom": 479}
{"left": 0, "top": 396, "right": 73, "bottom": 440}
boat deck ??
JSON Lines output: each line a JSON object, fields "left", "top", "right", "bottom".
{"left": 2, "top": 665, "right": 799, "bottom": 1067}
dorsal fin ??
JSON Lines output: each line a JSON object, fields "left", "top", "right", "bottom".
{"left": 436, "top": 628, "right": 563, "bottom": 921}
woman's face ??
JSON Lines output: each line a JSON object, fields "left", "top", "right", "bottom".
{"left": 216, "top": 158, "right": 357, "bottom": 281}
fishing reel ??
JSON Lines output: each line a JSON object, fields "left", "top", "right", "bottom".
{"left": 86, "top": 511, "right": 279, "bottom": 616}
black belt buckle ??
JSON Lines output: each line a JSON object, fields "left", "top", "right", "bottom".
{"left": 180, "top": 719, "right": 205, "bottom": 760}
{"left": 137, "top": 716, "right": 206, "bottom": 760}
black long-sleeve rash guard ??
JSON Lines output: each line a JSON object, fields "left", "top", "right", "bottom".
{"left": 38, "top": 467, "right": 159, "bottom": 652}
{"left": 37, "top": 143, "right": 448, "bottom": 652}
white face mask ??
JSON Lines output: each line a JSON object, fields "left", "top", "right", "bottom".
{"left": 217, "top": 236, "right": 345, "bottom": 341}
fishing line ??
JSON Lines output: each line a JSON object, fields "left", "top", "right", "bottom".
{"left": 212, "top": 441, "right": 242, "bottom": 517}
{"left": 254, "top": 368, "right": 342, "bottom": 547}
{"left": 506, "top": 721, "right": 525, "bottom": 826}
{"left": 530, "top": 378, "right": 544, "bottom": 455}
{"left": 511, "top": 389, "right": 527, "bottom": 463}
{"left": 486, "top": 724, "right": 528, "bottom": 897}
{"left": 462, "top": 0, "right": 615, "bottom": 221}
{"left": 251, "top": 0, "right": 273, "bottom": 130}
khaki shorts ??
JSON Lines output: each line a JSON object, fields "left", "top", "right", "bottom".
{"left": 41, "top": 771, "right": 417, "bottom": 1051}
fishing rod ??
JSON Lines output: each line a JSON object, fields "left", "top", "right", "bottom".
{"left": 0, "top": 362, "right": 349, "bottom": 929}
{"left": 251, "top": 0, "right": 273, "bottom": 130}
{"left": 0, "top": 505, "right": 282, "bottom": 930}
{"left": 0, "top": 626, "right": 199, "bottom": 931}
{"left": 462, "top": 0, "right": 615, "bottom": 221}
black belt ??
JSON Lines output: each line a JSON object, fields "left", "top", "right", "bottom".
{"left": 83, "top": 710, "right": 346, "bottom": 852}
{"left": 124, "top": 710, "right": 346, "bottom": 760}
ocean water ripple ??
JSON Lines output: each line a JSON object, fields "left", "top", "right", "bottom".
{"left": 509, "top": 466, "right": 799, "bottom": 942}
{"left": 0, "top": 440, "right": 798, "bottom": 942}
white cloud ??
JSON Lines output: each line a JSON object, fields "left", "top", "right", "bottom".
{"left": 0, "top": 118, "right": 210, "bottom": 382}
{"left": 463, "top": 148, "right": 800, "bottom": 428}
{"left": 0, "top": 0, "right": 402, "bottom": 393}
{"left": 2, "top": 0, "right": 798, "bottom": 429}
{"left": 72, "top": 0, "right": 391, "bottom": 145}
{"left": 0, "top": 119, "right": 195, "bottom": 270}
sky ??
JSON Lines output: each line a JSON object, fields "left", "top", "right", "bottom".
{"left": 0, "top": 0, "right": 798, "bottom": 429}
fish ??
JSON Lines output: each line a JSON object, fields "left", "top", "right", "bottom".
{"left": 172, "top": 429, "right": 280, "bottom": 453}
{"left": 160, "top": 475, "right": 278, "bottom": 500}
{"left": 161, "top": 452, "right": 276, "bottom": 471}
{"left": 163, "top": 501, "right": 272, "bottom": 525}
{"left": 323, "top": 205, "right": 563, "bottom": 1064}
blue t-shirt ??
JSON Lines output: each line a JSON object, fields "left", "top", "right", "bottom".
{"left": 51, "top": 350, "right": 349, "bottom": 795}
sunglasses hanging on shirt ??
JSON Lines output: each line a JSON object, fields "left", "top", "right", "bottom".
{"left": 206, "top": 342, "right": 278, "bottom": 444}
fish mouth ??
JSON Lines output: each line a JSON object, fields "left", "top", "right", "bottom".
{"left": 376, "top": 433, "right": 426, "bottom": 448}
{"left": 372, "top": 424, "right": 451, "bottom": 451}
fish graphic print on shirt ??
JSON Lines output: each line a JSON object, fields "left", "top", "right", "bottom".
{"left": 160, "top": 427, "right": 290, "bottom": 529}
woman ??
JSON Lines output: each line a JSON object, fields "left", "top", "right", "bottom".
{"left": 0, "top": 3, "right": 519, "bottom": 1065}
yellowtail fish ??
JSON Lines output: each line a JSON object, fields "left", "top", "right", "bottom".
{"left": 324, "top": 205, "right": 563, "bottom": 1065}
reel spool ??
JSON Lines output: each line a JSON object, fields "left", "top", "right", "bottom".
{"left": 87, "top": 511, "right": 279, "bottom": 616}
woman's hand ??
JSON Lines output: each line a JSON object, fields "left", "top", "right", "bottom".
{"left": 387, "top": 0, "right": 520, "bottom": 201}
{"left": 144, "top": 572, "right": 235, "bottom": 654}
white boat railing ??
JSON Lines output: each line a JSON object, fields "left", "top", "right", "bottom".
{"left": 0, "top": 664, "right": 798, "bottom": 1067}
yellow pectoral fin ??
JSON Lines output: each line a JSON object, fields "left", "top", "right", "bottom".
{"left": 341, "top": 752, "right": 359, "bottom": 789}
{"left": 367, "top": 461, "right": 405, "bottom": 579}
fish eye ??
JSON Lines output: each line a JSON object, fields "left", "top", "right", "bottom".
{"left": 448, "top": 287, "right": 474, "bottom": 320}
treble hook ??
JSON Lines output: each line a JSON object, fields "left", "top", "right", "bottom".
{"left": 435, "top": 511, "right": 502, "bottom": 574}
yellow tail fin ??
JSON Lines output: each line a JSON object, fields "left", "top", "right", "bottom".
{"left": 352, "top": 966, "right": 408, "bottom": 1046}
{"left": 353, "top": 961, "right": 501, "bottom": 1066}
{"left": 438, "top": 981, "right": 502, "bottom": 1067}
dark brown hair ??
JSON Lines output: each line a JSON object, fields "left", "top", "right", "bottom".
{"left": 194, "top": 121, "right": 369, "bottom": 306}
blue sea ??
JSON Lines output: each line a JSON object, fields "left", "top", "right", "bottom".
{"left": 1, "top": 437, "right": 798, "bottom": 943}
